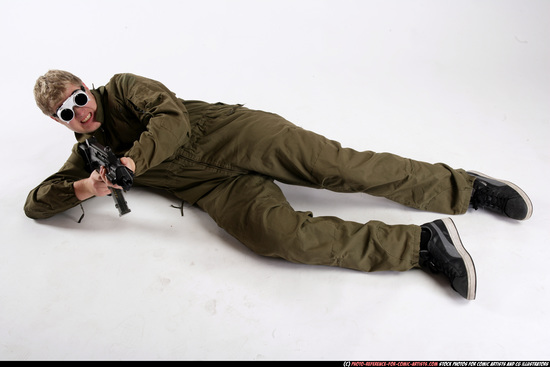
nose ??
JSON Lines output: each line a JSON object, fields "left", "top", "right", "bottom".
{"left": 73, "top": 106, "right": 87, "bottom": 119}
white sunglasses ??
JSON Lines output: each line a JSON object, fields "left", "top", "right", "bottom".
{"left": 53, "top": 86, "right": 89, "bottom": 123}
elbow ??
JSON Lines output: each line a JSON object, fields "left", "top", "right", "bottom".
{"left": 23, "top": 201, "right": 54, "bottom": 220}
{"left": 23, "top": 191, "right": 56, "bottom": 220}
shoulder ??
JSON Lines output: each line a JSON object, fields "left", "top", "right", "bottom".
{"left": 108, "top": 73, "right": 168, "bottom": 90}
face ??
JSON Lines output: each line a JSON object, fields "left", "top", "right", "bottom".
{"left": 50, "top": 83, "right": 101, "bottom": 134}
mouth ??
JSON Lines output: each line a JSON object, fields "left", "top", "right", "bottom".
{"left": 82, "top": 112, "right": 92, "bottom": 124}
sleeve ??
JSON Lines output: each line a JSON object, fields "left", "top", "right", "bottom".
{"left": 115, "top": 74, "right": 191, "bottom": 176}
{"left": 24, "top": 143, "right": 90, "bottom": 219}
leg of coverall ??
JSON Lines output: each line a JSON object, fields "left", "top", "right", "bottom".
{"left": 195, "top": 174, "right": 421, "bottom": 272}
{"left": 192, "top": 105, "right": 475, "bottom": 215}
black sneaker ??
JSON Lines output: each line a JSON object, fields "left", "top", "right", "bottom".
{"left": 468, "top": 171, "right": 533, "bottom": 221}
{"left": 420, "top": 218, "right": 477, "bottom": 300}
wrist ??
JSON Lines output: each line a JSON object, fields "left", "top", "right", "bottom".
{"left": 73, "top": 178, "right": 94, "bottom": 201}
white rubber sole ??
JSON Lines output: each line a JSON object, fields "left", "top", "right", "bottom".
{"left": 441, "top": 217, "right": 477, "bottom": 300}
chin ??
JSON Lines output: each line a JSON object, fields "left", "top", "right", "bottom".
{"left": 83, "top": 121, "right": 101, "bottom": 131}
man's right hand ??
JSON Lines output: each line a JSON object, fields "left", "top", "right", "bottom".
{"left": 74, "top": 167, "right": 121, "bottom": 200}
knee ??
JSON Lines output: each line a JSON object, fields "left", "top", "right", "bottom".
{"left": 225, "top": 202, "right": 316, "bottom": 260}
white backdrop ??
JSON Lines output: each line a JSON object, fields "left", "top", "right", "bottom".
{"left": 1, "top": 0, "right": 549, "bottom": 361}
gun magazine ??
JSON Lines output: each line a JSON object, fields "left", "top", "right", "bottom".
{"left": 110, "top": 188, "right": 131, "bottom": 216}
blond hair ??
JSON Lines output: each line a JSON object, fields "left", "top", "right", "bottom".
{"left": 34, "top": 70, "right": 83, "bottom": 116}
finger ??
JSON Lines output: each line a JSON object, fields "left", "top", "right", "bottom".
{"left": 120, "top": 157, "right": 136, "bottom": 172}
{"left": 99, "top": 167, "right": 110, "bottom": 185}
{"left": 90, "top": 170, "right": 101, "bottom": 181}
{"left": 98, "top": 166, "right": 106, "bottom": 180}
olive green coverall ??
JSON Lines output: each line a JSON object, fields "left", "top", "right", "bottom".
{"left": 25, "top": 73, "right": 475, "bottom": 273}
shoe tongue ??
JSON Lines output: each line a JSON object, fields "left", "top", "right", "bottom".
{"left": 420, "top": 228, "right": 431, "bottom": 251}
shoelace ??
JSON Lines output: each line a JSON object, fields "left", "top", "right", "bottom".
{"left": 471, "top": 186, "right": 508, "bottom": 211}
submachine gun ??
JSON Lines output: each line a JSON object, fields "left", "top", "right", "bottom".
{"left": 78, "top": 137, "right": 134, "bottom": 216}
